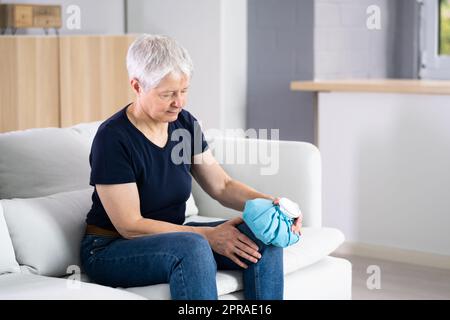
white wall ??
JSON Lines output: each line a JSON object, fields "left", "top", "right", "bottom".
{"left": 127, "top": 0, "right": 247, "bottom": 133}
{"left": 0, "top": 0, "right": 125, "bottom": 35}
{"left": 319, "top": 92, "right": 450, "bottom": 256}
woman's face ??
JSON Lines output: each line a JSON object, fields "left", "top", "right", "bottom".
{"left": 137, "top": 73, "right": 190, "bottom": 122}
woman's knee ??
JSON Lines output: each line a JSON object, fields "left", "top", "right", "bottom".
{"left": 237, "top": 223, "right": 284, "bottom": 256}
{"left": 176, "top": 232, "right": 215, "bottom": 261}
{"left": 236, "top": 222, "right": 266, "bottom": 248}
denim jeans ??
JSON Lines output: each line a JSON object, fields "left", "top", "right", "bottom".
{"left": 80, "top": 220, "right": 284, "bottom": 300}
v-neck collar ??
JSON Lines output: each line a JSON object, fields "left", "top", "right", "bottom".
{"left": 123, "top": 104, "right": 173, "bottom": 151}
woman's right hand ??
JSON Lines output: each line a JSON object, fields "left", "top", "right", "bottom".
{"left": 204, "top": 217, "right": 261, "bottom": 269}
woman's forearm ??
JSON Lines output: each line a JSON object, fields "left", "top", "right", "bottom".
{"left": 216, "top": 179, "right": 275, "bottom": 211}
{"left": 121, "top": 217, "right": 211, "bottom": 240}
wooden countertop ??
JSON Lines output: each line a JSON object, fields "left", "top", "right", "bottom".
{"left": 290, "top": 79, "right": 450, "bottom": 95}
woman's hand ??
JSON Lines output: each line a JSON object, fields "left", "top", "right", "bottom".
{"left": 291, "top": 217, "right": 302, "bottom": 235}
{"left": 273, "top": 197, "right": 302, "bottom": 235}
{"left": 204, "top": 217, "right": 261, "bottom": 269}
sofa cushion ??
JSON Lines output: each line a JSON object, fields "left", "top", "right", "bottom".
{"left": 0, "top": 273, "right": 145, "bottom": 300}
{"left": 185, "top": 193, "right": 199, "bottom": 217}
{"left": 284, "top": 256, "right": 352, "bottom": 300}
{"left": 1, "top": 189, "right": 93, "bottom": 277}
{"left": 0, "top": 127, "right": 92, "bottom": 199}
{"left": 0, "top": 204, "right": 20, "bottom": 274}
{"left": 184, "top": 215, "right": 224, "bottom": 224}
{"left": 284, "top": 227, "right": 345, "bottom": 274}
{"left": 70, "top": 121, "right": 103, "bottom": 146}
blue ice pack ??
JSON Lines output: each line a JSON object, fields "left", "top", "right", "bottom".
{"left": 242, "top": 198, "right": 301, "bottom": 248}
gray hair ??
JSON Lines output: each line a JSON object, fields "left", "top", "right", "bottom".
{"left": 126, "top": 34, "right": 193, "bottom": 92}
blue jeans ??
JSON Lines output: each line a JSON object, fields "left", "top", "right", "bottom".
{"left": 80, "top": 220, "right": 284, "bottom": 300}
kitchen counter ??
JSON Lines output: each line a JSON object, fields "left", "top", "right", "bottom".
{"left": 290, "top": 79, "right": 450, "bottom": 95}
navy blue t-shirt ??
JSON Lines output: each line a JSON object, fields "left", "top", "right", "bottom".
{"left": 86, "top": 104, "right": 209, "bottom": 231}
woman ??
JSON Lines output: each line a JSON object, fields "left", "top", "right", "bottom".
{"left": 80, "top": 34, "right": 301, "bottom": 300}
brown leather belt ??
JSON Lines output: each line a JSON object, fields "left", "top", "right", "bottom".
{"left": 85, "top": 224, "right": 121, "bottom": 237}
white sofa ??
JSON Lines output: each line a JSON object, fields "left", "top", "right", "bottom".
{"left": 0, "top": 121, "right": 352, "bottom": 300}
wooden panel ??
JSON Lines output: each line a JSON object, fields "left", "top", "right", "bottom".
{"left": 291, "top": 80, "right": 450, "bottom": 95}
{"left": 0, "top": 36, "right": 60, "bottom": 133}
{"left": 59, "top": 35, "right": 136, "bottom": 127}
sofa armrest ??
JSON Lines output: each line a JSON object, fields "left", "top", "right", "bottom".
{"left": 192, "top": 137, "right": 322, "bottom": 228}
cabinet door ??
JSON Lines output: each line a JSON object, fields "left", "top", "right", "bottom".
{"left": 59, "top": 35, "right": 136, "bottom": 127}
{"left": 33, "top": 6, "right": 62, "bottom": 28}
{"left": 13, "top": 5, "right": 33, "bottom": 28}
{"left": 0, "top": 36, "right": 59, "bottom": 133}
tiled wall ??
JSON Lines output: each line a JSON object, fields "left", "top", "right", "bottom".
{"left": 247, "top": 0, "right": 315, "bottom": 143}
{"left": 315, "top": 0, "right": 398, "bottom": 79}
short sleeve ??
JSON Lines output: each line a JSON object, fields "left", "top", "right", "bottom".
{"left": 89, "top": 126, "right": 136, "bottom": 185}
{"left": 192, "top": 118, "right": 209, "bottom": 156}
{"left": 180, "top": 110, "right": 209, "bottom": 156}
{"left": 186, "top": 111, "right": 209, "bottom": 156}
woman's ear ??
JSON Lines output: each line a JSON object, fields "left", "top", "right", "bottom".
{"left": 130, "top": 78, "right": 141, "bottom": 95}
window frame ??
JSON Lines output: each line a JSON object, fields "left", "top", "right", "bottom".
{"left": 420, "top": 0, "right": 450, "bottom": 79}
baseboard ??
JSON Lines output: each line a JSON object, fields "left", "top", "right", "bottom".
{"left": 334, "top": 241, "right": 450, "bottom": 270}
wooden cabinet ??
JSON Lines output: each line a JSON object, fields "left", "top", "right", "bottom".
{"left": 33, "top": 6, "right": 62, "bottom": 29}
{"left": 0, "top": 35, "right": 136, "bottom": 133}
{"left": 11, "top": 5, "right": 33, "bottom": 28}
{"left": 0, "top": 4, "right": 61, "bottom": 30}
{"left": 0, "top": 4, "right": 33, "bottom": 29}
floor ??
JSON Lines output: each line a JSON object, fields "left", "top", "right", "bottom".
{"left": 331, "top": 253, "right": 450, "bottom": 300}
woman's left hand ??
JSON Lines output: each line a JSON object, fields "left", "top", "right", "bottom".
{"left": 203, "top": 217, "right": 261, "bottom": 269}
{"left": 273, "top": 197, "right": 302, "bottom": 235}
